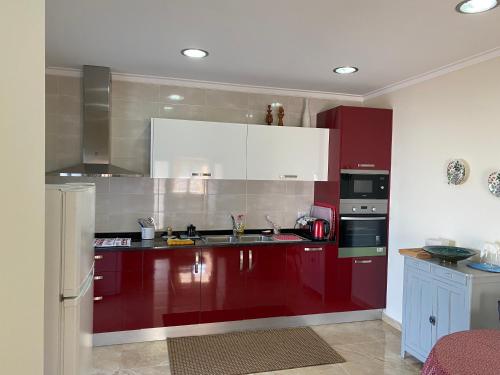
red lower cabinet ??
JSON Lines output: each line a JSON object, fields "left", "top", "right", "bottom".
{"left": 200, "top": 247, "right": 246, "bottom": 323}
{"left": 330, "top": 256, "right": 387, "bottom": 311}
{"left": 245, "top": 245, "right": 287, "bottom": 319}
{"left": 142, "top": 248, "right": 201, "bottom": 328}
{"left": 93, "top": 250, "right": 143, "bottom": 333}
{"left": 286, "top": 244, "right": 330, "bottom": 316}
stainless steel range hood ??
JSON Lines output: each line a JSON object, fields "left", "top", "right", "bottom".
{"left": 47, "top": 65, "right": 143, "bottom": 177}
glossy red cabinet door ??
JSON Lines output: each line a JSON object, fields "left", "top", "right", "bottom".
{"left": 200, "top": 247, "right": 246, "bottom": 323}
{"left": 317, "top": 106, "right": 392, "bottom": 171}
{"left": 331, "top": 256, "right": 387, "bottom": 312}
{"left": 93, "top": 250, "right": 143, "bottom": 333}
{"left": 286, "top": 244, "right": 328, "bottom": 316}
{"left": 142, "top": 249, "right": 201, "bottom": 328}
{"left": 338, "top": 107, "right": 392, "bottom": 170}
{"left": 245, "top": 245, "right": 287, "bottom": 319}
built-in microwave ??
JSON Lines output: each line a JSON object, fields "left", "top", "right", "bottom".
{"left": 340, "top": 170, "right": 389, "bottom": 200}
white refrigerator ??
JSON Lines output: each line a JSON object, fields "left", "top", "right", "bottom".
{"left": 45, "top": 183, "right": 96, "bottom": 375}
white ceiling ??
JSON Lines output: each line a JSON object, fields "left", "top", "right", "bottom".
{"left": 46, "top": 0, "right": 500, "bottom": 95}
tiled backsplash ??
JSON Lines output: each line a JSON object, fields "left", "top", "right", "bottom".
{"left": 45, "top": 74, "right": 358, "bottom": 174}
{"left": 45, "top": 176, "right": 313, "bottom": 232}
{"left": 45, "top": 73, "right": 355, "bottom": 232}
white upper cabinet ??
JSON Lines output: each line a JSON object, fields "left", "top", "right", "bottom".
{"left": 247, "top": 125, "right": 329, "bottom": 181}
{"left": 150, "top": 118, "right": 247, "bottom": 179}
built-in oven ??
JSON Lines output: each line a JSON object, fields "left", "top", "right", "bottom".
{"left": 338, "top": 200, "right": 388, "bottom": 258}
{"left": 340, "top": 170, "right": 389, "bottom": 200}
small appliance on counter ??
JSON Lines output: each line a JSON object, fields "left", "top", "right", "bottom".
{"left": 296, "top": 203, "right": 334, "bottom": 241}
{"left": 181, "top": 224, "right": 202, "bottom": 240}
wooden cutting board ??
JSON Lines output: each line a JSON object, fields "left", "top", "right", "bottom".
{"left": 399, "top": 248, "right": 432, "bottom": 259}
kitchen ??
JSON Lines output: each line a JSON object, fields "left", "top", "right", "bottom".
{"left": 3, "top": 1, "right": 500, "bottom": 375}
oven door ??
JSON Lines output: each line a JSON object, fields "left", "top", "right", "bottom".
{"left": 338, "top": 215, "right": 387, "bottom": 257}
{"left": 340, "top": 173, "right": 389, "bottom": 200}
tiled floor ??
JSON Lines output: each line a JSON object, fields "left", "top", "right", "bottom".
{"left": 90, "top": 320, "right": 422, "bottom": 375}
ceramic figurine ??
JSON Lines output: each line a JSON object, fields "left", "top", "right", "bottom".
{"left": 278, "top": 106, "right": 284, "bottom": 126}
{"left": 265, "top": 105, "right": 273, "bottom": 125}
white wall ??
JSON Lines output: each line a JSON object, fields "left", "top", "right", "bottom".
{"left": 366, "top": 57, "right": 500, "bottom": 323}
{"left": 0, "top": 1, "right": 45, "bottom": 374}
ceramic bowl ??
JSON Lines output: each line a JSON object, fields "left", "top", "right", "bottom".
{"left": 423, "top": 246, "right": 476, "bottom": 263}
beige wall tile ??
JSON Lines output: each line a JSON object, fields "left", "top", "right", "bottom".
{"left": 158, "top": 103, "right": 206, "bottom": 121}
{"left": 247, "top": 180, "right": 286, "bottom": 194}
{"left": 113, "top": 80, "right": 159, "bottom": 102}
{"left": 45, "top": 95, "right": 59, "bottom": 115}
{"left": 46, "top": 75, "right": 58, "bottom": 95}
{"left": 111, "top": 137, "right": 150, "bottom": 159}
{"left": 58, "top": 95, "right": 81, "bottom": 116}
{"left": 112, "top": 99, "right": 158, "bottom": 120}
{"left": 159, "top": 85, "right": 206, "bottom": 105}
{"left": 109, "top": 177, "right": 154, "bottom": 194}
{"left": 205, "top": 89, "right": 248, "bottom": 109}
{"left": 206, "top": 194, "right": 245, "bottom": 213}
{"left": 248, "top": 93, "right": 305, "bottom": 113}
{"left": 202, "top": 106, "right": 249, "bottom": 124}
{"left": 112, "top": 157, "right": 150, "bottom": 176}
{"left": 58, "top": 76, "right": 81, "bottom": 97}
{"left": 112, "top": 118, "right": 150, "bottom": 139}
{"left": 206, "top": 180, "right": 246, "bottom": 195}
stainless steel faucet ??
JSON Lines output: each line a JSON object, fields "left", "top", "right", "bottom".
{"left": 230, "top": 214, "right": 237, "bottom": 235}
{"left": 265, "top": 215, "right": 281, "bottom": 235}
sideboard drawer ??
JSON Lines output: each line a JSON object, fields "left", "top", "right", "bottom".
{"left": 431, "top": 265, "right": 467, "bottom": 285}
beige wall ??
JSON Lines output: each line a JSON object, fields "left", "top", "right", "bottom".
{"left": 365, "top": 57, "right": 500, "bottom": 323}
{"left": 46, "top": 75, "right": 358, "bottom": 232}
{"left": 0, "top": 1, "right": 45, "bottom": 374}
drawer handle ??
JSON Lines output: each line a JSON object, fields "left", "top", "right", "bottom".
{"left": 355, "top": 259, "right": 372, "bottom": 264}
{"left": 94, "top": 255, "right": 103, "bottom": 260}
{"left": 429, "top": 315, "right": 436, "bottom": 325}
{"left": 358, "top": 163, "right": 375, "bottom": 168}
{"left": 94, "top": 275, "right": 104, "bottom": 281}
{"left": 191, "top": 172, "right": 200, "bottom": 176}
{"left": 280, "top": 174, "right": 298, "bottom": 179}
{"left": 194, "top": 252, "right": 200, "bottom": 274}
{"left": 93, "top": 296, "right": 103, "bottom": 302}
{"left": 240, "top": 250, "right": 244, "bottom": 271}
{"left": 202, "top": 172, "right": 212, "bottom": 177}
{"left": 304, "top": 247, "right": 323, "bottom": 252}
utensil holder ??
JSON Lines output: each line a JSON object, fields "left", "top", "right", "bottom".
{"left": 141, "top": 227, "right": 155, "bottom": 240}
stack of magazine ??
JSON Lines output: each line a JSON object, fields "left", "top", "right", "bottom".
{"left": 94, "top": 238, "right": 132, "bottom": 247}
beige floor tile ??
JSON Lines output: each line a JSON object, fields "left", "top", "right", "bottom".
{"left": 91, "top": 321, "right": 421, "bottom": 375}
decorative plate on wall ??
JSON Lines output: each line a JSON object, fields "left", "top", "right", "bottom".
{"left": 487, "top": 171, "right": 500, "bottom": 197}
{"left": 447, "top": 159, "right": 468, "bottom": 185}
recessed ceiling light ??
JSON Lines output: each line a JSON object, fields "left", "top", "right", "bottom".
{"left": 181, "top": 48, "right": 209, "bottom": 58}
{"left": 456, "top": 0, "right": 498, "bottom": 13}
{"left": 333, "top": 66, "right": 359, "bottom": 74}
{"left": 168, "top": 94, "right": 184, "bottom": 101}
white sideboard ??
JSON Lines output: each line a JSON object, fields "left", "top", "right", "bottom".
{"left": 401, "top": 256, "right": 500, "bottom": 362}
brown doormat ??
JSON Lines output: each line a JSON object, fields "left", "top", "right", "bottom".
{"left": 167, "top": 327, "right": 345, "bottom": 375}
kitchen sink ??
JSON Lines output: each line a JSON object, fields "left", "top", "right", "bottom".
{"left": 202, "top": 234, "right": 274, "bottom": 245}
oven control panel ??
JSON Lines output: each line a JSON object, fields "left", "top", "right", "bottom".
{"left": 340, "top": 199, "right": 388, "bottom": 215}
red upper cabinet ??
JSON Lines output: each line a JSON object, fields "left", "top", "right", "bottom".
{"left": 200, "top": 246, "right": 247, "bottom": 323}
{"left": 317, "top": 106, "right": 393, "bottom": 171}
{"left": 142, "top": 248, "right": 201, "bottom": 328}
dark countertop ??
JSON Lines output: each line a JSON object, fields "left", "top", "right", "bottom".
{"left": 95, "top": 229, "right": 335, "bottom": 252}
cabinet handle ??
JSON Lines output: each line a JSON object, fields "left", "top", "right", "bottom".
{"left": 240, "top": 250, "right": 244, "bottom": 271}
{"left": 354, "top": 259, "right": 372, "bottom": 264}
{"left": 304, "top": 247, "right": 323, "bottom": 252}
{"left": 94, "top": 255, "right": 103, "bottom": 260}
{"left": 93, "top": 296, "right": 103, "bottom": 302}
{"left": 248, "top": 250, "right": 253, "bottom": 271}
{"left": 280, "top": 174, "right": 298, "bottom": 179}
{"left": 194, "top": 252, "right": 200, "bottom": 274}
{"left": 191, "top": 172, "right": 200, "bottom": 176}
{"left": 202, "top": 172, "right": 212, "bottom": 177}
{"left": 94, "top": 275, "right": 104, "bottom": 281}
{"left": 358, "top": 163, "right": 375, "bottom": 168}
{"left": 429, "top": 315, "right": 436, "bottom": 325}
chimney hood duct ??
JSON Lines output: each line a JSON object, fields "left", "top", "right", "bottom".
{"left": 47, "top": 65, "right": 143, "bottom": 177}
